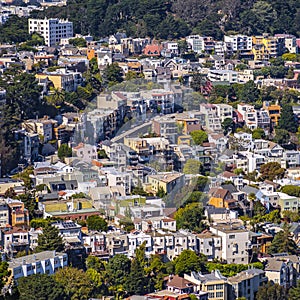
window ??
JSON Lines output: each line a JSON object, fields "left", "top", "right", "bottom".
{"left": 216, "top": 292, "right": 223, "bottom": 298}
{"left": 207, "top": 285, "right": 214, "bottom": 290}
{"left": 229, "top": 234, "right": 235, "bottom": 239}
{"left": 216, "top": 284, "right": 223, "bottom": 290}
{"left": 208, "top": 293, "right": 214, "bottom": 298}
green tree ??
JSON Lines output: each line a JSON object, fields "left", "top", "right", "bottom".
{"left": 57, "top": 144, "right": 72, "bottom": 161}
{"left": 289, "top": 279, "right": 300, "bottom": 300}
{"left": 281, "top": 185, "right": 300, "bottom": 197}
{"left": 86, "top": 255, "right": 106, "bottom": 273}
{"left": 274, "top": 129, "right": 290, "bottom": 145}
{"left": 54, "top": 267, "right": 93, "bottom": 300}
{"left": 107, "top": 254, "right": 131, "bottom": 287}
{"left": 156, "top": 186, "right": 167, "bottom": 198}
{"left": 119, "top": 219, "right": 135, "bottom": 232}
{"left": 252, "top": 128, "right": 266, "bottom": 139}
{"left": 69, "top": 37, "right": 87, "bottom": 47}
{"left": 86, "top": 215, "right": 108, "bottom": 232}
{"left": 183, "top": 159, "right": 203, "bottom": 174}
{"left": 190, "top": 130, "right": 208, "bottom": 145}
{"left": 278, "top": 104, "right": 298, "bottom": 133}
{"left": 175, "top": 203, "right": 207, "bottom": 232}
{"left": 102, "top": 63, "right": 123, "bottom": 86}
{"left": 260, "top": 162, "right": 285, "bottom": 181}
{"left": 36, "top": 224, "right": 64, "bottom": 252}
{"left": 0, "top": 261, "right": 10, "bottom": 291}
{"left": 268, "top": 223, "right": 297, "bottom": 255}
{"left": 18, "top": 274, "right": 66, "bottom": 300}
{"left": 173, "top": 249, "right": 206, "bottom": 276}
{"left": 256, "top": 281, "right": 287, "bottom": 300}
{"left": 222, "top": 118, "right": 235, "bottom": 135}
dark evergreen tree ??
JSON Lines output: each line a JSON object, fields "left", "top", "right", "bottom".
{"left": 36, "top": 224, "right": 64, "bottom": 252}
{"left": 278, "top": 104, "right": 298, "bottom": 133}
{"left": 268, "top": 223, "right": 298, "bottom": 255}
{"left": 289, "top": 280, "right": 300, "bottom": 300}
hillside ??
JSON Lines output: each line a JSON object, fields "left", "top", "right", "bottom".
{"left": 27, "top": 0, "right": 300, "bottom": 40}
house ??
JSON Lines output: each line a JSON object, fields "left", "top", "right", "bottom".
{"left": 263, "top": 257, "right": 296, "bottom": 288}
{"left": 199, "top": 104, "right": 222, "bottom": 132}
{"left": 196, "top": 230, "right": 222, "bottom": 261}
{"left": 228, "top": 268, "right": 267, "bottom": 300}
{"left": 210, "top": 222, "right": 250, "bottom": 264}
{"left": 184, "top": 270, "right": 228, "bottom": 300}
{"left": 165, "top": 275, "right": 195, "bottom": 294}
{"left": 143, "top": 44, "right": 162, "bottom": 57}
{"left": 22, "top": 117, "right": 57, "bottom": 143}
{"left": 73, "top": 143, "right": 97, "bottom": 163}
{"left": 6, "top": 198, "right": 29, "bottom": 227}
{"left": 0, "top": 199, "right": 9, "bottom": 227}
{"left": 0, "top": 179, "right": 24, "bottom": 196}
{"left": 146, "top": 172, "right": 185, "bottom": 195}
{"left": 2, "top": 227, "right": 30, "bottom": 255}
{"left": 208, "top": 188, "right": 236, "bottom": 209}
{"left": 8, "top": 250, "right": 68, "bottom": 280}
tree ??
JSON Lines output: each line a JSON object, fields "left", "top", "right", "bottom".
{"left": 190, "top": 130, "right": 208, "bottom": 145}
{"left": 36, "top": 224, "right": 64, "bottom": 252}
{"left": 222, "top": 118, "right": 234, "bottom": 135}
{"left": 125, "top": 244, "right": 149, "bottom": 295}
{"left": 268, "top": 223, "right": 297, "bottom": 255}
{"left": 107, "top": 254, "right": 131, "bottom": 287}
{"left": 54, "top": 267, "right": 93, "bottom": 300}
{"left": 18, "top": 274, "right": 66, "bottom": 300}
{"left": 86, "top": 255, "right": 106, "bottom": 273}
{"left": 183, "top": 159, "right": 203, "bottom": 174}
{"left": 256, "top": 282, "right": 287, "bottom": 300}
{"left": 0, "top": 261, "right": 10, "bottom": 291}
{"left": 260, "top": 162, "right": 285, "bottom": 181}
{"left": 156, "top": 186, "right": 166, "bottom": 198}
{"left": 253, "top": 201, "right": 267, "bottom": 217}
{"left": 102, "top": 63, "right": 123, "bottom": 86}
{"left": 119, "top": 219, "right": 135, "bottom": 232}
{"left": 69, "top": 37, "right": 87, "bottom": 47}
{"left": 86, "top": 215, "right": 108, "bottom": 232}
{"left": 274, "top": 129, "right": 290, "bottom": 145}
{"left": 58, "top": 144, "right": 72, "bottom": 161}
{"left": 175, "top": 203, "right": 207, "bottom": 232}
{"left": 252, "top": 128, "right": 266, "bottom": 139}
{"left": 281, "top": 185, "right": 300, "bottom": 197}
{"left": 173, "top": 250, "right": 206, "bottom": 276}
{"left": 278, "top": 104, "right": 298, "bottom": 133}
{"left": 289, "top": 280, "right": 300, "bottom": 300}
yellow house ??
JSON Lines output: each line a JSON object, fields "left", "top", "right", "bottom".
{"left": 208, "top": 188, "right": 237, "bottom": 209}
{"left": 262, "top": 36, "right": 278, "bottom": 57}
{"left": 36, "top": 72, "right": 74, "bottom": 92}
{"left": 146, "top": 172, "right": 184, "bottom": 195}
{"left": 263, "top": 102, "right": 281, "bottom": 126}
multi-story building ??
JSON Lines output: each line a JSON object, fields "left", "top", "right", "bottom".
{"left": 224, "top": 35, "right": 252, "bottom": 54}
{"left": 2, "top": 227, "right": 30, "bottom": 255}
{"left": 199, "top": 104, "right": 222, "bottom": 132}
{"left": 196, "top": 231, "right": 222, "bottom": 261}
{"left": 184, "top": 270, "right": 228, "bottom": 300}
{"left": 152, "top": 116, "right": 178, "bottom": 144}
{"left": 208, "top": 70, "right": 238, "bottom": 84}
{"left": 8, "top": 250, "right": 68, "bottom": 280}
{"left": 146, "top": 172, "right": 185, "bottom": 195}
{"left": 6, "top": 198, "right": 29, "bottom": 227}
{"left": 228, "top": 268, "right": 267, "bottom": 300}
{"left": 22, "top": 117, "right": 57, "bottom": 143}
{"left": 0, "top": 199, "right": 9, "bottom": 227}
{"left": 214, "top": 104, "right": 233, "bottom": 123}
{"left": 237, "top": 103, "right": 258, "bottom": 130}
{"left": 263, "top": 257, "right": 296, "bottom": 288}
{"left": 210, "top": 222, "right": 250, "bottom": 264}
{"left": 72, "top": 143, "right": 97, "bottom": 163}
{"left": 28, "top": 18, "right": 73, "bottom": 47}
{"left": 262, "top": 102, "right": 281, "bottom": 127}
